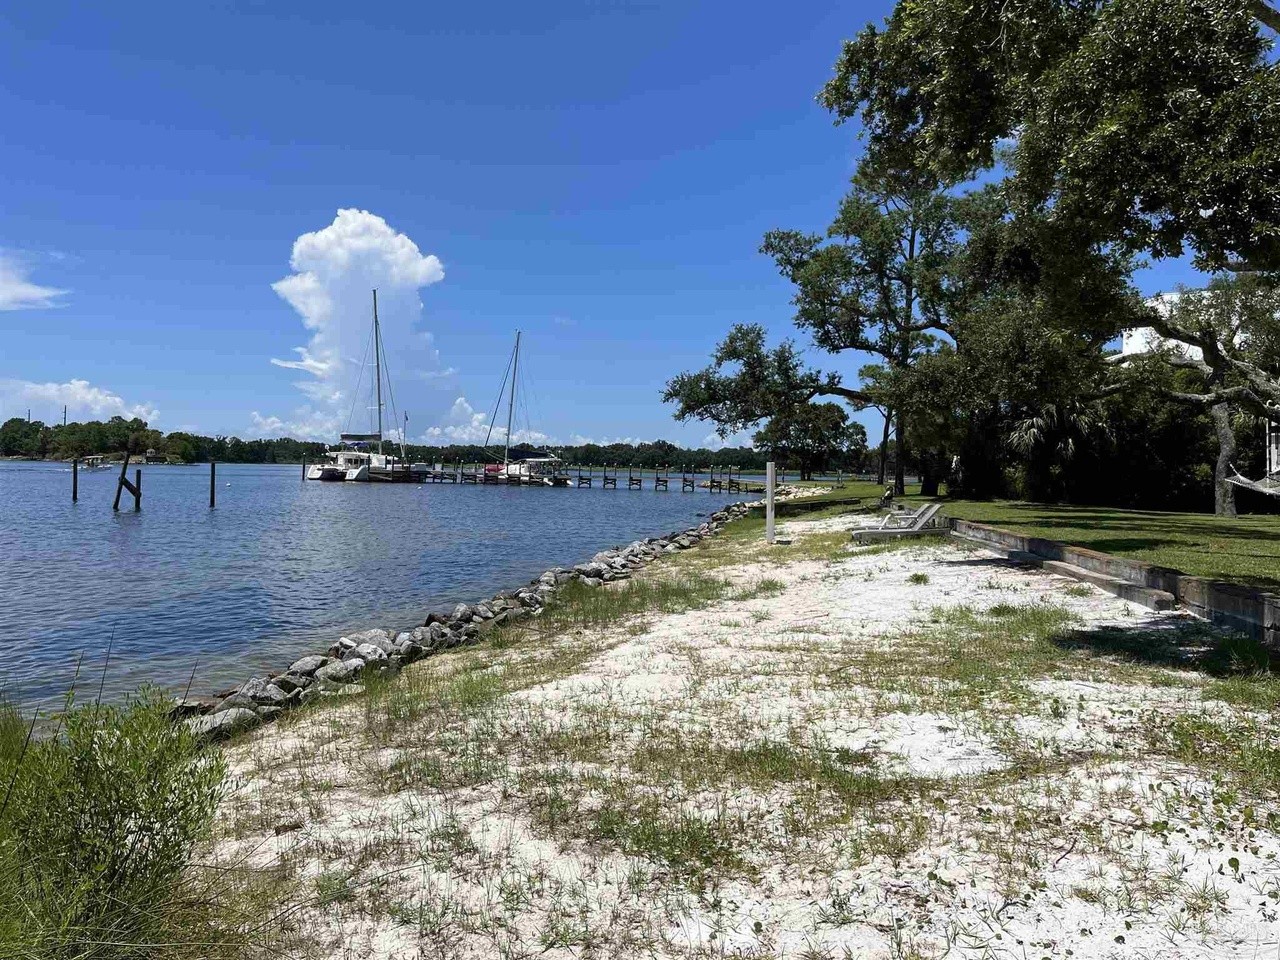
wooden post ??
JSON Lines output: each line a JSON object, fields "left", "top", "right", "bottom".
{"left": 302, "top": 458, "right": 306, "bottom": 480}
{"left": 112, "top": 456, "right": 129, "bottom": 511}
{"left": 766, "top": 461, "right": 776, "bottom": 544}
{"left": 72, "top": 458, "right": 78, "bottom": 502}
{"left": 134, "top": 468, "right": 142, "bottom": 511}
{"left": 210, "top": 461, "right": 217, "bottom": 508}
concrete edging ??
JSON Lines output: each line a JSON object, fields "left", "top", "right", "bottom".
{"left": 950, "top": 519, "right": 1279, "bottom": 648}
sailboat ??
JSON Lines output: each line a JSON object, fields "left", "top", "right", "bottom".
{"left": 482, "top": 332, "right": 569, "bottom": 486}
{"left": 306, "top": 291, "right": 427, "bottom": 483}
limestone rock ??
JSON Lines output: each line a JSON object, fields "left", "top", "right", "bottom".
{"left": 272, "top": 673, "right": 312, "bottom": 694}
{"left": 353, "top": 642, "right": 388, "bottom": 663}
{"left": 188, "top": 707, "right": 260, "bottom": 740}
{"left": 214, "top": 692, "right": 259, "bottom": 713}
{"left": 288, "top": 655, "right": 330, "bottom": 677}
{"left": 316, "top": 659, "right": 364, "bottom": 684}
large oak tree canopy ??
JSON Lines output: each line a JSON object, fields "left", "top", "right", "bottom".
{"left": 661, "top": 324, "right": 865, "bottom": 437}
{"left": 821, "top": 0, "right": 1280, "bottom": 272}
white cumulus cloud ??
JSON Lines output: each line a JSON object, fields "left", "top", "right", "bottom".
{"left": 702, "top": 430, "right": 754, "bottom": 451}
{"left": 0, "top": 252, "right": 67, "bottom": 311}
{"left": 262, "top": 209, "right": 448, "bottom": 438}
{"left": 1, "top": 378, "right": 157, "bottom": 423}
{"left": 248, "top": 408, "right": 342, "bottom": 440}
{"left": 422, "top": 396, "right": 549, "bottom": 446}
{"left": 568, "top": 434, "right": 643, "bottom": 446}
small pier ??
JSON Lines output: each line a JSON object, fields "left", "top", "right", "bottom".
{"left": 319, "top": 462, "right": 758, "bottom": 492}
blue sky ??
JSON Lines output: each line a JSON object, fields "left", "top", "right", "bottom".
{"left": 0, "top": 2, "right": 1206, "bottom": 448}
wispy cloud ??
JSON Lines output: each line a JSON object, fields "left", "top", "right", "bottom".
{"left": 0, "top": 252, "right": 67, "bottom": 311}
{"left": 416, "top": 367, "right": 458, "bottom": 381}
{"left": 1, "top": 378, "right": 157, "bottom": 423}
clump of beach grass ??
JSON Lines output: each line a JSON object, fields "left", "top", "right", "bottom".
{"left": 0, "top": 687, "right": 285, "bottom": 959}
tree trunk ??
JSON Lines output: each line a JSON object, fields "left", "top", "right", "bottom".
{"left": 917, "top": 448, "right": 943, "bottom": 497}
{"left": 877, "top": 413, "right": 891, "bottom": 486}
{"left": 894, "top": 411, "right": 907, "bottom": 496}
{"left": 1210, "top": 402, "right": 1238, "bottom": 517}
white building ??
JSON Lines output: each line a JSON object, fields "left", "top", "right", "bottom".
{"left": 1124, "top": 293, "right": 1277, "bottom": 481}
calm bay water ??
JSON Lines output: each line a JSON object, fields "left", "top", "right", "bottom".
{"left": 0, "top": 460, "right": 742, "bottom": 710}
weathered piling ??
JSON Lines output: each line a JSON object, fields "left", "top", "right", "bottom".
{"left": 766, "top": 461, "right": 776, "bottom": 543}
{"left": 210, "top": 461, "right": 217, "bottom": 508}
{"left": 72, "top": 458, "right": 78, "bottom": 502}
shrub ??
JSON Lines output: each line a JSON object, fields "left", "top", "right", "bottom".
{"left": 0, "top": 687, "right": 233, "bottom": 959}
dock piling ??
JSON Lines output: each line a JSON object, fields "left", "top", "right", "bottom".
{"left": 72, "top": 458, "right": 78, "bottom": 502}
{"left": 766, "top": 462, "right": 776, "bottom": 543}
{"left": 210, "top": 461, "right": 217, "bottom": 508}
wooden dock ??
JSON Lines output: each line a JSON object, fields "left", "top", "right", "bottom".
{"left": 406, "top": 463, "right": 756, "bottom": 492}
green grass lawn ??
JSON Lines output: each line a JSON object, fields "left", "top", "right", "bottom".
{"left": 783, "top": 479, "right": 919, "bottom": 502}
{"left": 786, "top": 484, "right": 1280, "bottom": 589}
{"left": 934, "top": 500, "right": 1280, "bottom": 589}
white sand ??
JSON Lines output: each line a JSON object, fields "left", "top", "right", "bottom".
{"left": 212, "top": 510, "right": 1280, "bottom": 959}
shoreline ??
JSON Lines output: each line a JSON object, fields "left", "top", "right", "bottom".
{"left": 182, "top": 499, "right": 760, "bottom": 739}
{"left": 208, "top": 502, "right": 1280, "bottom": 958}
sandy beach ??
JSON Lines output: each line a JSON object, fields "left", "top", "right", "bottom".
{"left": 209, "top": 508, "right": 1280, "bottom": 959}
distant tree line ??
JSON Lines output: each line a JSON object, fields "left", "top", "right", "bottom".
{"left": 0, "top": 415, "right": 870, "bottom": 476}
{"left": 0, "top": 417, "right": 330, "bottom": 464}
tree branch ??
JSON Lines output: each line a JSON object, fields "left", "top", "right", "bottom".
{"left": 809, "top": 385, "right": 872, "bottom": 406}
{"left": 1250, "top": 0, "right": 1280, "bottom": 34}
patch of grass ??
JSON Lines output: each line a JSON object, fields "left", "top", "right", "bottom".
{"left": 907, "top": 572, "right": 930, "bottom": 585}
{"left": 0, "top": 688, "right": 280, "bottom": 959}
{"left": 929, "top": 499, "right": 1280, "bottom": 589}
{"left": 787, "top": 481, "right": 923, "bottom": 505}
{"left": 826, "top": 603, "right": 1087, "bottom": 715}
{"left": 732, "top": 577, "right": 786, "bottom": 600}
{"left": 1204, "top": 673, "right": 1280, "bottom": 711}
{"left": 512, "top": 573, "right": 739, "bottom": 638}
{"left": 1151, "top": 714, "right": 1280, "bottom": 798}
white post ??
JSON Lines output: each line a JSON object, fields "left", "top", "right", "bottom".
{"left": 766, "top": 461, "right": 776, "bottom": 544}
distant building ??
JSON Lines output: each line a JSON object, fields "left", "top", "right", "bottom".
{"left": 1120, "top": 293, "right": 1204, "bottom": 362}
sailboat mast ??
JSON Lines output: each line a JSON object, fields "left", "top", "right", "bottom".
{"left": 373, "top": 289, "right": 383, "bottom": 456}
{"left": 504, "top": 331, "right": 520, "bottom": 466}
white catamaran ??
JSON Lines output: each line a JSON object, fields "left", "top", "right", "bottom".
{"left": 306, "top": 290, "right": 428, "bottom": 483}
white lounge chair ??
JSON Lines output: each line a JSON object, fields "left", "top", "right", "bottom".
{"left": 852, "top": 502, "right": 945, "bottom": 542}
